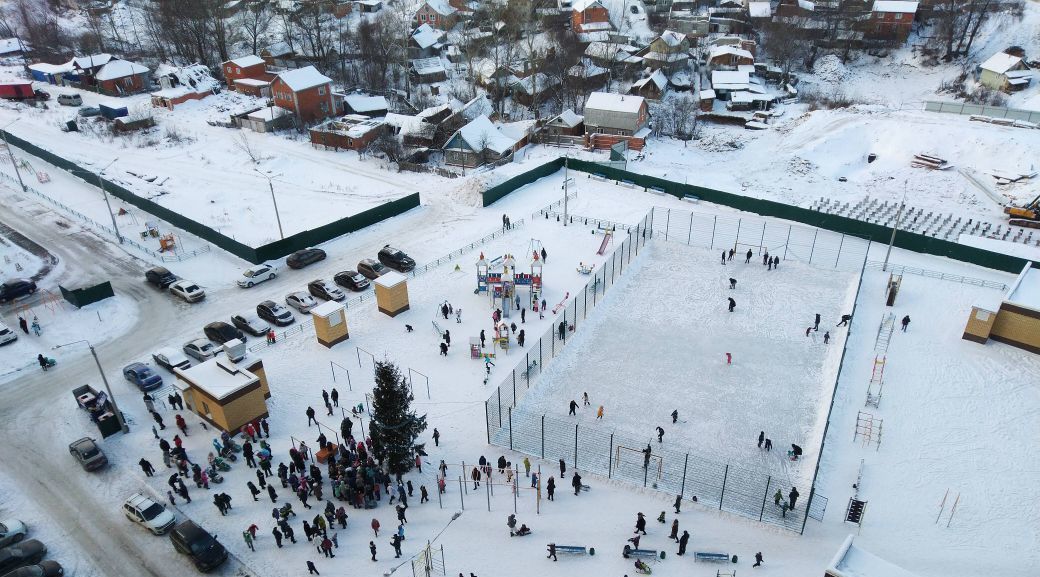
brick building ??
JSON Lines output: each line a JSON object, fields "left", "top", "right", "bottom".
{"left": 571, "top": 0, "right": 613, "bottom": 35}
{"left": 310, "top": 115, "right": 387, "bottom": 151}
{"left": 867, "top": 0, "right": 918, "bottom": 43}
{"left": 223, "top": 55, "right": 272, "bottom": 90}
{"left": 414, "top": 0, "right": 458, "bottom": 30}
{"left": 94, "top": 59, "right": 150, "bottom": 96}
{"left": 271, "top": 66, "right": 337, "bottom": 124}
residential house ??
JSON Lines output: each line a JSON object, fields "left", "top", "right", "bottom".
{"left": 867, "top": 1, "right": 918, "bottom": 42}
{"left": 443, "top": 114, "right": 519, "bottom": 167}
{"left": 978, "top": 52, "right": 1033, "bottom": 92}
{"left": 584, "top": 41, "right": 641, "bottom": 69}
{"left": 665, "top": 12, "right": 710, "bottom": 40}
{"left": 707, "top": 45, "right": 755, "bottom": 70}
{"left": 410, "top": 24, "right": 445, "bottom": 59}
{"left": 415, "top": 0, "right": 458, "bottom": 30}
{"left": 0, "top": 38, "right": 27, "bottom": 57}
{"left": 223, "top": 55, "right": 271, "bottom": 90}
{"left": 310, "top": 115, "right": 386, "bottom": 151}
{"left": 28, "top": 61, "right": 79, "bottom": 85}
{"left": 95, "top": 59, "right": 150, "bottom": 96}
{"left": 71, "top": 53, "right": 114, "bottom": 88}
{"left": 411, "top": 57, "right": 448, "bottom": 83}
{"left": 511, "top": 73, "right": 559, "bottom": 107}
{"left": 544, "top": 109, "right": 585, "bottom": 136}
{"left": 150, "top": 63, "right": 219, "bottom": 110}
{"left": 568, "top": 62, "right": 609, "bottom": 91}
{"left": 709, "top": 70, "right": 750, "bottom": 99}
{"left": 357, "top": 0, "right": 383, "bottom": 13}
{"left": 343, "top": 93, "right": 389, "bottom": 117}
{"left": 233, "top": 106, "right": 294, "bottom": 132}
{"left": 571, "top": 0, "right": 614, "bottom": 42}
{"left": 385, "top": 103, "right": 455, "bottom": 148}
{"left": 698, "top": 89, "right": 716, "bottom": 111}
{"left": 747, "top": 2, "right": 772, "bottom": 22}
{"left": 261, "top": 41, "right": 295, "bottom": 67}
{"left": 472, "top": 58, "right": 518, "bottom": 88}
{"left": 582, "top": 91, "right": 649, "bottom": 150}
{"left": 630, "top": 69, "right": 668, "bottom": 100}
{"left": 235, "top": 78, "right": 273, "bottom": 97}
{"left": 271, "top": 66, "right": 337, "bottom": 123}
{"left": 640, "top": 30, "right": 690, "bottom": 73}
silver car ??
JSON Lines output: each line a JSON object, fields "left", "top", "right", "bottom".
{"left": 69, "top": 437, "right": 108, "bottom": 471}
{"left": 183, "top": 338, "right": 216, "bottom": 361}
{"left": 170, "top": 280, "right": 206, "bottom": 303}
{"left": 285, "top": 291, "right": 317, "bottom": 313}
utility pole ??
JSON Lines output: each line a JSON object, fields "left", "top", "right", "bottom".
{"left": 882, "top": 180, "right": 908, "bottom": 272}
{"left": 0, "top": 124, "right": 26, "bottom": 192}
{"left": 97, "top": 158, "right": 123, "bottom": 244}
{"left": 254, "top": 169, "right": 285, "bottom": 240}
{"left": 563, "top": 158, "right": 569, "bottom": 226}
{"left": 55, "top": 340, "right": 129, "bottom": 434}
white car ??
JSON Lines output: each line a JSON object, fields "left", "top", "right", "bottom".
{"left": 285, "top": 291, "right": 317, "bottom": 313}
{"left": 0, "top": 322, "right": 17, "bottom": 346}
{"left": 170, "top": 280, "right": 206, "bottom": 303}
{"left": 123, "top": 493, "right": 175, "bottom": 535}
{"left": 0, "top": 519, "right": 28, "bottom": 548}
{"left": 152, "top": 347, "right": 192, "bottom": 371}
{"left": 183, "top": 338, "right": 216, "bottom": 361}
{"left": 238, "top": 263, "right": 277, "bottom": 288}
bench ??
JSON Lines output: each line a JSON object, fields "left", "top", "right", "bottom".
{"left": 624, "top": 546, "right": 662, "bottom": 560}
{"left": 647, "top": 186, "right": 667, "bottom": 195}
{"left": 553, "top": 545, "right": 594, "bottom": 555}
{"left": 694, "top": 552, "right": 733, "bottom": 563}
{"left": 682, "top": 194, "right": 700, "bottom": 204}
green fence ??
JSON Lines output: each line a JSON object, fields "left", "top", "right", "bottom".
{"left": 483, "top": 155, "right": 1030, "bottom": 274}
{"left": 60, "top": 281, "right": 114, "bottom": 308}
{"left": 1, "top": 130, "right": 420, "bottom": 264}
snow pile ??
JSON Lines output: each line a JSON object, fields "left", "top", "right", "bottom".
{"left": 695, "top": 130, "right": 747, "bottom": 152}
{"left": 813, "top": 55, "right": 851, "bottom": 85}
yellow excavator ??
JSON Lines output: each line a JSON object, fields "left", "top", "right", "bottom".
{"left": 1005, "top": 193, "right": 1040, "bottom": 228}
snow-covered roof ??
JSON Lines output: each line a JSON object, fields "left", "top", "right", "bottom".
{"left": 345, "top": 94, "right": 388, "bottom": 113}
{"left": 412, "top": 24, "right": 443, "bottom": 49}
{"left": 797, "top": 0, "right": 815, "bottom": 10}
{"left": 709, "top": 45, "right": 754, "bottom": 61}
{"left": 28, "top": 61, "right": 75, "bottom": 74}
{"left": 569, "top": 62, "right": 608, "bottom": 77}
{"left": 577, "top": 31, "right": 613, "bottom": 43}
{"left": 586, "top": 91, "right": 645, "bottom": 114}
{"left": 585, "top": 41, "right": 633, "bottom": 61}
{"left": 512, "top": 73, "right": 559, "bottom": 95}
{"left": 411, "top": 57, "right": 446, "bottom": 75}
{"left": 980, "top": 52, "right": 1024, "bottom": 75}
{"left": 234, "top": 78, "right": 271, "bottom": 87}
{"left": 176, "top": 357, "right": 259, "bottom": 401}
{"left": 699, "top": 89, "right": 716, "bottom": 99}
{"left": 872, "top": 0, "right": 918, "bottom": 12}
{"left": 74, "top": 54, "right": 113, "bottom": 69}
{"left": 423, "top": 0, "right": 457, "bottom": 15}
{"left": 711, "top": 70, "right": 750, "bottom": 89}
{"left": 316, "top": 117, "right": 385, "bottom": 139}
{"left": 264, "top": 41, "right": 293, "bottom": 57}
{"left": 152, "top": 63, "right": 219, "bottom": 97}
{"left": 227, "top": 55, "right": 265, "bottom": 68}
{"left": 572, "top": 0, "right": 606, "bottom": 12}
{"left": 247, "top": 106, "right": 290, "bottom": 121}
{"left": 459, "top": 94, "right": 493, "bottom": 120}
{"left": 499, "top": 119, "right": 535, "bottom": 141}
{"left": 578, "top": 21, "right": 613, "bottom": 31}
{"left": 0, "top": 38, "right": 26, "bottom": 54}
{"left": 374, "top": 270, "right": 408, "bottom": 288}
{"left": 748, "top": 2, "right": 772, "bottom": 17}
{"left": 659, "top": 30, "right": 686, "bottom": 47}
{"left": 1006, "top": 263, "right": 1040, "bottom": 311}
{"left": 643, "top": 51, "right": 690, "bottom": 63}
{"left": 632, "top": 69, "right": 668, "bottom": 92}
{"left": 827, "top": 535, "right": 921, "bottom": 577}
{"left": 276, "top": 66, "right": 331, "bottom": 91}
{"left": 448, "top": 115, "right": 515, "bottom": 155}
{"left": 95, "top": 59, "right": 149, "bottom": 81}
{"left": 550, "top": 109, "right": 584, "bottom": 127}
{"left": 669, "top": 71, "right": 692, "bottom": 87}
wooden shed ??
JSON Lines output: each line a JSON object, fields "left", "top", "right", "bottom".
{"left": 374, "top": 270, "right": 411, "bottom": 317}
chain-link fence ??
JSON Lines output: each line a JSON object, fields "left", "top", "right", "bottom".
{"left": 653, "top": 206, "right": 871, "bottom": 273}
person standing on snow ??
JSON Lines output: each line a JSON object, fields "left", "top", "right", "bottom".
{"left": 721, "top": 251, "right": 727, "bottom": 265}
{"left": 634, "top": 512, "right": 647, "bottom": 535}
{"left": 656, "top": 426, "right": 665, "bottom": 443}
{"left": 729, "top": 278, "right": 737, "bottom": 289}
{"left": 671, "top": 410, "right": 678, "bottom": 423}
{"left": 673, "top": 495, "right": 682, "bottom": 514}
{"left": 728, "top": 297, "right": 736, "bottom": 312}
{"left": 758, "top": 431, "right": 765, "bottom": 448}
{"left": 568, "top": 400, "right": 578, "bottom": 415}
{"left": 814, "top": 313, "right": 821, "bottom": 331}
{"left": 901, "top": 315, "right": 910, "bottom": 331}
{"left": 745, "top": 249, "right": 753, "bottom": 263}
{"left": 789, "top": 487, "right": 800, "bottom": 509}
{"left": 753, "top": 552, "right": 764, "bottom": 567}
{"left": 677, "top": 530, "right": 690, "bottom": 556}
{"left": 669, "top": 519, "right": 679, "bottom": 541}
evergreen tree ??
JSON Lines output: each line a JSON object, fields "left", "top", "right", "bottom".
{"left": 369, "top": 360, "right": 427, "bottom": 475}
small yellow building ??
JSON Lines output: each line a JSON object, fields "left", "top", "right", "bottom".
{"left": 963, "top": 262, "right": 1040, "bottom": 354}
{"left": 978, "top": 52, "right": 1032, "bottom": 92}
{"left": 174, "top": 350, "right": 271, "bottom": 433}
{"left": 374, "top": 270, "right": 410, "bottom": 317}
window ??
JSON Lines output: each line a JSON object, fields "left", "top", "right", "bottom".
{"left": 320, "top": 101, "right": 328, "bottom": 113}
{"left": 201, "top": 401, "right": 211, "bottom": 417}
{"left": 430, "top": 14, "right": 436, "bottom": 22}
{"left": 347, "top": 138, "right": 354, "bottom": 146}
{"left": 420, "top": 13, "right": 427, "bottom": 21}
{"left": 236, "top": 67, "right": 241, "bottom": 74}
{"left": 318, "top": 86, "right": 326, "bottom": 96}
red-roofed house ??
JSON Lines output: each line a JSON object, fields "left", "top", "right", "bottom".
{"left": 415, "top": 0, "right": 458, "bottom": 30}
{"left": 271, "top": 66, "right": 337, "bottom": 123}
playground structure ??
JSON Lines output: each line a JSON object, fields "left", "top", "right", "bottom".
{"left": 853, "top": 411, "right": 883, "bottom": 450}
{"left": 865, "top": 356, "right": 885, "bottom": 408}
{"left": 596, "top": 227, "right": 615, "bottom": 255}
{"left": 476, "top": 250, "right": 544, "bottom": 319}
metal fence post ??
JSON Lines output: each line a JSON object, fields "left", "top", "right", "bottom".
{"left": 573, "top": 424, "right": 579, "bottom": 469}
{"left": 485, "top": 401, "right": 491, "bottom": 444}
{"left": 783, "top": 225, "right": 792, "bottom": 260}
{"left": 497, "top": 388, "right": 502, "bottom": 428}
{"left": 688, "top": 212, "right": 694, "bottom": 245}
{"left": 760, "top": 476, "right": 771, "bottom": 521}
{"left": 711, "top": 215, "right": 717, "bottom": 249}
{"left": 734, "top": 219, "right": 742, "bottom": 249}
{"left": 643, "top": 456, "right": 649, "bottom": 487}
{"left": 835, "top": 234, "right": 845, "bottom": 268}
{"left": 608, "top": 434, "right": 614, "bottom": 478}
{"left": 759, "top": 221, "right": 766, "bottom": 252}
{"left": 808, "top": 229, "right": 819, "bottom": 264}
{"left": 541, "top": 415, "right": 545, "bottom": 458}
{"left": 680, "top": 453, "right": 689, "bottom": 497}
{"left": 665, "top": 209, "right": 670, "bottom": 241}
{"left": 719, "top": 465, "right": 729, "bottom": 510}
{"left": 508, "top": 407, "right": 513, "bottom": 450}
{"left": 801, "top": 487, "right": 815, "bottom": 535}
{"left": 583, "top": 284, "right": 587, "bottom": 319}
{"left": 512, "top": 370, "right": 516, "bottom": 406}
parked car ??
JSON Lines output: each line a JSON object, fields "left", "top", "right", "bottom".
{"left": 204, "top": 322, "right": 245, "bottom": 344}
{"left": 183, "top": 339, "right": 216, "bottom": 362}
{"left": 169, "top": 520, "right": 227, "bottom": 572}
{"left": 1, "top": 560, "right": 64, "bottom": 577}
{"left": 256, "top": 300, "right": 294, "bottom": 326}
{"left": 357, "top": 259, "right": 387, "bottom": 280}
{"left": 286, "top": 248, "right": 326, "bottom": 269}
{"left": 230, "top": 313, "right": 270, "bottom": 337}
{"left": 0, "top": 540, "right": 46, "bottom": 574}
{"left": 123, "top": 493, "right": 176, "bottom": 535}
{"left": 237, "top": 263, "right": 277, "bottom": 288}
{"left": 377, "top": 245, "right": 416, "bottom": 272}
{"left": 57, "top": 93, "right": 82, "bottom": 106}
{"left": 122, "top": 362, "right": 163, "bottom": 391}
{"left": 0, "top": 520, "right": 27, "bottom": 549}
{"left": 68, "top": 437, "right": 107, "bottom": 471}
{"left": 145, "top": 267, "right": 178, "bottom": 289}
{"left": 334, "top": 270, "right": 369, "bottom": 292}
{"left": 77, "top": 106, "right": 101, "bottom": 117}
{"left": 0, "top": 322, "right": 17, "bottom": 346}
{"left": 0, "top": 279, "right": 37, "bottom": 303}
{"left": 152, "top": 347, "right": 191, "bottom": 371}
{"left": 307, "top": 279, "right": 345, "bottom": 301}
{"left": 285, "top": 291, "right": 317, "bottom": 313}
{"left": 169, "top": 280, "right": 205, "bottom": 303}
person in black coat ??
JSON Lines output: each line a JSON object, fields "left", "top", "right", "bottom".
{"left": 758, "top": 431, "right": 765, "bottom": 448}
{"left": 559, "top": 458, "right": 566, "bottom": 477}
{"left": 571, "top": 473, "right": 582, "bottom": 496}
{"left": 788, "top": 487, "right": 800, "bottom": 509}
{"left": 634, "top": 512, "right": 647, "bottom": 535}
{"left": 247, "top": 481, "right": 261, "bottom": 501}
{"left": 677, "top": 531, "right": 689, "bottom": 555}
{"left": 673, "top": 495, "right": 682, "bottom": 514}
{"left": 728, "top": 297, "right": 736, "bottom": 312}
{"left": 546, "top": 477, "right": 555, "bottom": 500}
{"left": 268, "top": 484, "right": 278, "bottom": 502}
{"left": 139, "top": 458, "right": 155, "bottom": 477}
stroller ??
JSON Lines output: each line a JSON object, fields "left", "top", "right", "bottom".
{"left": 634, "top": 560, "right": 652, "bottom": 575}
{"left": 38, "top": 355, "right": 56, "bottom": 371}
{"left": 206, "top": 466, "right": 225, "bottom": 484}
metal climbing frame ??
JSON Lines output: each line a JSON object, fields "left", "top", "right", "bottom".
{"left": 853, "top": 412, "right": 883, "bottom": 450}
{"left": 874, "top": 313, "right": 895, "bottom": 352}
{"left": 865, "top": 356, "right": 885, "bottom": 408}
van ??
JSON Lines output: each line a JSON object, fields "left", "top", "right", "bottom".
{"left": 57, "top": 93, "right": 82, "bottom": 106}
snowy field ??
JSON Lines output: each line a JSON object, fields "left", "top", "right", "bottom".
{"left": 516, "top": 239, "right": 860, "bottom": 485}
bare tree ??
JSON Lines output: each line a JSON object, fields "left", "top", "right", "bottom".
{"left": 233, "top": 133, "right": 264, "bottom": 164}
{"left": 761, "top": 20, "right": 806, "bottom": 82}
{"left": 239, "top": 3, "right": 273, "bottom": 55}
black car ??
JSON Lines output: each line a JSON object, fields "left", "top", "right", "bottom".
{"left": 2, "top": 560, "right": 64, "bottom": 577}
{"left": 203, "top": 322, "right": 245, "bottom": 344}
{"left": 334, "top": 270, "right": 370, "bottom": 292}
{"left": 256, "top": 300, "right": 294, "bottom": 326}
{"left": 145, "top": 267, "right": 178, "bottom": 289}
{"left": 377, "top": 245, "right": 416, "bottom": 272}
{"left": 0, "top": 539, "right": 47, "bottom": 574}
{"left": 169, "top": 521, "right": 227, "bottom": 572}
{"left": 286, "top": 248, "right": 326, "bottom": 269}
{"left": 0, "top": 280, "right": 37, "bottom": 303}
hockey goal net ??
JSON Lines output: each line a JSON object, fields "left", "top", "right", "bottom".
{"left": 613, "top": 445, "right": 663, "bottom": 481}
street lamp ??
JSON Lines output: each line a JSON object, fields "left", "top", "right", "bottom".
{"left": 97, "top": 157, "right": 124, "bottom": 244}
{"left": 1, "top": 119, "right": 26, "bottom": 192}
{"left": 882, "top": 180, "right": 908, "bottom": 272}
{"left": 53, "top": 340, "right": 129, "bottom": 434}
{"left": 254, "top": 169, "right": 285, "bottom": 240}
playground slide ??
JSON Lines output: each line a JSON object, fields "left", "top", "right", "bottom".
{"left": 596, "top": 231, "right": 613, "bottom": 255}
